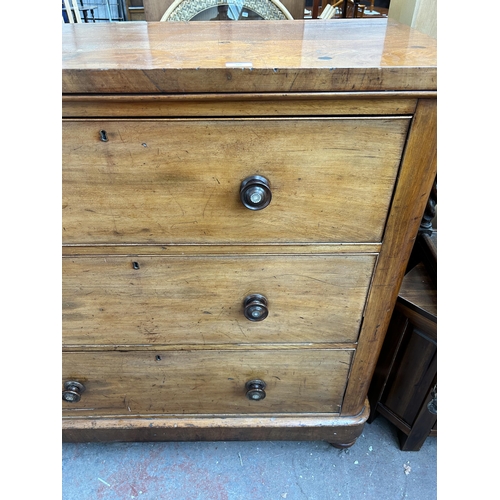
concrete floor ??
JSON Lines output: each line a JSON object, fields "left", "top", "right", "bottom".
{"left": 62, "top": 416, "right": 436, "bottom": 499}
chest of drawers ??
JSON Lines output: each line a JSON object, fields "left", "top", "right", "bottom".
{"left": 62, "top": 19, "right": 437, "bottom": 446}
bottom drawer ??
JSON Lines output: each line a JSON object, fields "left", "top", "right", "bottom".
{"left": 62, "top": 349, "right": 353, "bottom": 416}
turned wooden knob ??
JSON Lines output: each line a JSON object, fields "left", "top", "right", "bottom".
{"left": 243, "top": 294, "right": 268, "bottom": 321}
{"left": 62, "top": 381, "right": 86, "bottom": 403}
{"left": 245, "top": 379, "right": 267, "bottom": 401}
{"left": 240, "top": 175, "right": 272, "bottom": 210}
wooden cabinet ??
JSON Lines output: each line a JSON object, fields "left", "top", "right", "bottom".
{"left": 368, "top": 223, "right": 437, "bottom": 451}
{"left": 125, "top": 0, "right": 146, "bottom": 21}
{"left": 62, "top": 19, "right": 437, "bottom": 446}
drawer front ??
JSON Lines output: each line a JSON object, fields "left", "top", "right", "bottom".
{"left": 62, "top": 349, "right": 353, "bottom": 416}
{"left": 62, "top": 118, "right": 409, "bottom": 244}
{"left": 63, "top": 254, "right": 376, "bottom": 346}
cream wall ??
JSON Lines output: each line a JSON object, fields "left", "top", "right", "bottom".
{"left": 388, "top": 0, "right": 436, "bottom": 38}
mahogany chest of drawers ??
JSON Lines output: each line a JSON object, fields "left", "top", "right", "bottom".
{"left": 62, "top": 19, "right": 437, "bottom": 446}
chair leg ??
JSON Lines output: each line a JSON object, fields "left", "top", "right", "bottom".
{"left": 312, "top": 0, "right": 321, "bottom": 18}
{"left": 70, "top": 0, "right": 82, "bottom": 22}
{"left": 63, "top": 0, "right": 74, "bottom": 23}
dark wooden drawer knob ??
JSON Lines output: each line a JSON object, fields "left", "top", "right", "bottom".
{"left": 243, "top": 294, "right": 268, "bottom": 321}
{"left": 62, "top": 381, "right": 86, "bottom": 403}
{"left": 245, "top": 379, "right": 267, "bottom": 401}
{"left": 240, "top": 175, "right": 272, "bottom": 210}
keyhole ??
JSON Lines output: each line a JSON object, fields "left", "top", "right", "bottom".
{"left": 132, "top": 262, "right": 140, "bottom": 270}
{"left": 100, "top": 130, "right": 108, "bottom": 142}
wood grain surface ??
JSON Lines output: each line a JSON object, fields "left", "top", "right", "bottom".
{"left": 62, "top": 243, "right": 382, "bottom": 256}
{"left": 62, "top": 349, "right": 353, "bottom": 415}
{"left": 62, "top": 117, "right": 409, "bottom": 245}
{"left": 62, "top": 93, "right": 419, "bottom": 118}
{"left": 63, "top": 254, "right": 375, "bottom": 346}
{"left": 62, "top": 405, "right": 370, "bottom": 442}
{"left": 398, "top": 262, "right": 437, "bottom": 319}
{"left": 61, "top": 18, "right": 437, "bottom": 444}
{"left": 62, "top": 19, "right": 437, "bottom": 93}
{"left": 341, "top": 99, "right": 437, "bottom": 415}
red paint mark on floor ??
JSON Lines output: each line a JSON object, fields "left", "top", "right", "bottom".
{"left": 96, "top": 448, "right": 231, "bottom": 499}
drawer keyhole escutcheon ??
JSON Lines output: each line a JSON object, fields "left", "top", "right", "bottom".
{"left": 245, "top": 379, "right": 266, "bottom": 401}
{"left": 62, "top": 381, "right": 86, "bottom": 403}
{"left": 243, "top": 294, "right": 268, "bottom": 321}
{"left": 99, "top": 130, "right": 108, "bottom": 142}
{"left": 240, "top": 175, "right": 272, "bottom": 210}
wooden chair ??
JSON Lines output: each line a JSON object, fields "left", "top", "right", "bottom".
{"left": 63, "top": 0, "right": 107, "bottom": 22}
{"left": 62, "top": 0, "right": 83, "bottom": 22}
{"left": 318, "top": 2, "right": 335, "bottom": 18}
{"left": 160, "top": 0, "right": 294, "bottom": 21}
{"left": 312, "top": 0, "right": 366, "bottom": 19}
{"left": 345, "top": 0, "right": 365, "bottom": 17}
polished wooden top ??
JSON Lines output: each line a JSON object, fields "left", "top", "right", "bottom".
{"left": 62, "top": 19, "right": 437, "bottom": 93}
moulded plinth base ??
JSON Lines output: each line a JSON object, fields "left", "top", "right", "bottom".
{"left": 63, "top": 402, "right": 370, "bottom": 447}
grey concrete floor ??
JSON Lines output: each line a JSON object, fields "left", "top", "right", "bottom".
{"left": 62, "top": 416, "right": 436, "bottom": 499}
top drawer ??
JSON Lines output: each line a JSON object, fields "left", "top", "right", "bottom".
{"left": 62, "top": 117, "right": 410, "bottom": 245}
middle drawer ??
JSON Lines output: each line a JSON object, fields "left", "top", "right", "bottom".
{"left": 63, "top": 254, "right": 376, "bottom": 346}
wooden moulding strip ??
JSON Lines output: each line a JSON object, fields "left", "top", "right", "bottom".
{"left": 61, "top": 412, "right": 367, "bottom": 427}
{"left": 374, "top": 404, "right": 412, "bottom": 434}
{"left": 62, "top": 403, "right": 370, "bottom": 443}
{"left": 62, "top": 244, "right": 382, "bottom": 256}
{"left": 61, "top": 92, "right": 426, "bottom": 118}
{"left": 395, "top": 301, "right": 437, "bottom": 340}
{"left": 340, "top": 98, "right": 437, "bottom": 416}
{"left": 61, "top": 67, "right": 437, "bottom": 94}
{"left": 62, "top": 343, "right": 358, "bottom": 352}
{"left": 62, "top": 92, "right": 436, "bottom": 101}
